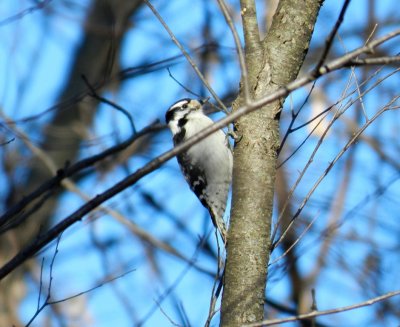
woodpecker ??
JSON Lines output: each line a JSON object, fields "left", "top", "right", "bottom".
{"left": 166, "top": 98, "right": 233, "bottom": 244}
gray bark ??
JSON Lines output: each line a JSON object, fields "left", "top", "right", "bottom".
{"left": 221, "top": 0, "right": 323, "bottom": 326}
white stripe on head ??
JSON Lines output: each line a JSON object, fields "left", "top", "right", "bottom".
{"left": 169, "top": 99, "right": 191, "bottom": 110}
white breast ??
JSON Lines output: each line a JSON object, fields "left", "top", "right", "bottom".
{"left": 184, "top": 112, "right": 233, "bottom": 218}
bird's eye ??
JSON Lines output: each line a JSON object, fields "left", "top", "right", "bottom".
{"left": 182, "top": 104, "right": 188, "bottom": 109}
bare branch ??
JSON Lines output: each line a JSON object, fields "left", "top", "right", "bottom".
{"left": 347, "top": 56, "right": 400, "bottom": 66}
{"left": 143, "top": 0, "right": 227, "bottom": 112}
{"left": 273, "top": 95, "right": 399, "bottom": 250}
{"left": 81, "top": 74, "right": 137, "bottom": 134}
{"left": 217, "top": 0, "right": 250, "bottom": 103}
{"left": 48, "top": 268, "right": 137, "bottom": 305}
{"left": 314, "top": 0, "right": 352, "bottom": 71}
{"left": 0, "top": 121, "right": 163, "bottom": 233}
{"left": 246, "top": 290, "right": 400, "bottom": 326}
{"left": 240, "top": 0, "right": 262, "bottom": 86}
{"left": 0, "top": 0, "right": 53, "bottom": 27}
{"left": 25, "top": 235, "right": 61, "bottom": 327}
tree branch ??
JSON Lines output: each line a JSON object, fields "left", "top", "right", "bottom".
{"left": 221, "top": 0, "right": 323, "bottom": 325}
{"left": 246, "top": 290, "right": 400, "bottom": 326}
{"left": 0, "top": 28, "right": 398, "bottom": 281}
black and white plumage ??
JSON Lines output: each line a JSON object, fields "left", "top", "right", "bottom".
{"left": 166, "top": 98, "right": 233, "bottom": 244}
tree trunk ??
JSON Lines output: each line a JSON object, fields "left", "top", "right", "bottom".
{"left": 221, "top": 0, "right": 323, "bottom": 325}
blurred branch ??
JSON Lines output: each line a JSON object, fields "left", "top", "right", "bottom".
{"left": 0, "top": 0, "right": 53, "bottom": 27}
{"left": 0, "top": 138, "right": 15, "bottom": 146}
{"left": 81, "top": 74, "right": 137, "bottom": 134}
{"left": 0, "top": 120, "right": 163, "bottom": 233}
{"left": 306, "top": 124, "right": 357, "bottom": 284}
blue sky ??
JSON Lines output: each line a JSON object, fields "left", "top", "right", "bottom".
{"left": 1, "top": 0, "right": 400, "bottom": 326}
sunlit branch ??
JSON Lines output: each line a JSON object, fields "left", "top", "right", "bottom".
{"left": 246, "top": 289, "right": 400, "bottom": 326}
{"left": 347, "top": 56, "right": 400, "bottom": 66}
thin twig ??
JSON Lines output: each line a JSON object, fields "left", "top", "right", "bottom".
{"left": 137, "top": 234, "right": 211, "bottom": 326}
{"left": 25, "top": 235, "right": 62, "bottom": 327}
{"left": 81, "top": 74, "right": 137, "bottom": 134}
{"left": 273, "top": 95, "right": 399, "bottom": 250}
{"left": 271, "top": 67, "right": 399, "bottom": 245}
{"left": 153, "top": 299, "right": 183, "bottom": 327}
{"left": 278, "top": 81, "right": 318, "bottom": 156}
{"left": 48, "top": 268, "right": 137, "bottom": 305}
{"left": 167, "top": 68, "right": 200, "bottom": 97}
{"left": 143, "top": 0, "right": 227, "bottom": 113}
{"left": 216, "top": 0, "right": 250, "bottom": 103}
{"left": 0, "top": 0, "right": 53, "bottom": 27}
{"left": 314, "top": 0, "right": 352, "bottom": 72}
{"left": 205, "top": 229, "right": 225, "bottom": 326}
{"left": 269, "top": 212, "right": 320, "bottom": 266}
{"left": 245, "top": 289, "right": 400, "bottom": 326}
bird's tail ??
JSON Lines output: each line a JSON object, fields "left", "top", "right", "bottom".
{"left": 210, "top": 208, "right": 228, "bottom": 245}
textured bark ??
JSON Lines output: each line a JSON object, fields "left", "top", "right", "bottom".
{"left": 0, "top": 1, "right": 142, "bottom": 325}
{"left": 221, "top": 0, "right": 323, "bottom": 326}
